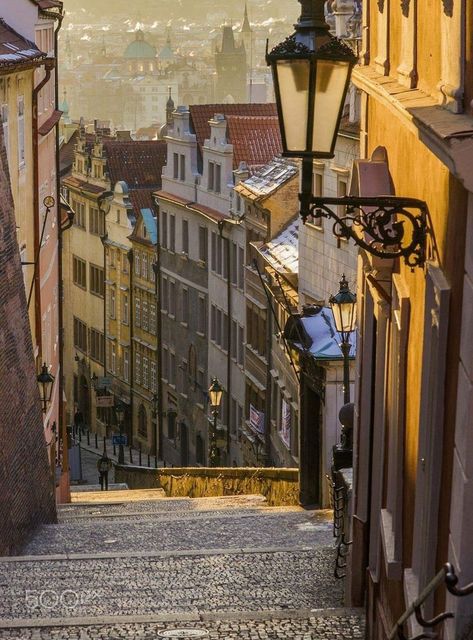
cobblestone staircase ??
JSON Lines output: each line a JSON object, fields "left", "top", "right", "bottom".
{"left": 0, "top": 492, "right": 365, "bottom": 639}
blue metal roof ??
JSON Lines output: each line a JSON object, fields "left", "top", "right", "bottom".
{"left": 140, "top": 208, "right": 157, "bottom": 245}
{"left": 290, "top": 307, "right": 357, "bottom": 361}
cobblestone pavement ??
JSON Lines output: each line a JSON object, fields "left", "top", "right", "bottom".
{"left": 0, "top": 494, "right": 365, "bottom": 639}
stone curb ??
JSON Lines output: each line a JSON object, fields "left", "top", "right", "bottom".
{"left": 0, "top": 607, "right": 365, "bottom": 630}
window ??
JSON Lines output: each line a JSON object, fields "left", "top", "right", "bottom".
{"left": 173, "top": 153, "right": 179, "bottom": 179}
{"left": 142, "top": 300, "right": 149, "bottom": 331}
{"left": 90, "top": 265, "right": 104, "bottom": 297}
{"left": 122, "top": 293, "right": 129, "bottom": 325}
{"left": 208, "top": 161, "right": 214, "bottom": 190}
{"left": 110, "top": 288, "right": 116, "bottom": 318}
{"left": 89, "top": 207, "right": 105, "bottom": 236}
{"left": 1, "top": 104, "right": 9, "bottom": 157}
{"left": 138, "top": 404, "right": 148, "bottom": 438}
{"left": 135, "top": 251, "right": 141, "bottom": 276}
{"left": 142, "top": 253, "right": 148, "bottom": 279}
{"left": 122, "top": 251, "right": 129, "bottom": 273}
{"left": 149, "top": 256, "right": 156, "bottom": 282}
{"left": 161, "top": 276, "right": 168, "bottom": 313}
{"left": 150, "top": 304, "right": 157, "bottom": 334}
{"left": 211, "top": 305, "right": 216, "bottom": 341}
{"left": 162, "top": 346, "right": 169, "bottom": 380}
{"left": 135, "top": 353, "right": 141, "bottom": 385}
{"left": 231, "top": 243, "right": 238, "bottom": 285}
{"left": 116, "top": 209, "right": 121, "bottom": 224}
{"left": 180, "top": 154, "right": 185, "bottom": 181}
{"left": 231, "top": 320, "right": 237, "bottom": 359}
{"left": 123, "top": 349, "right": 129, "bottom": 382}
{"left": 135, "top": 296, "right": 141, "bottom": 327}
{"left": 198, "top": 227, "right": 207, "bottom": 263}
{"left": 142, "top": 356, "right": 149, "bottom": 388}
{"left": 90, "top": 329, "right": 104, "bottom": 364}
{"left": 197, "top": 296, "right": 206, "bottom": 335}
{"left": 215, "top": 163, "right": 221, "bottom": 193}
{"left": 169, "top": 352, "right": 176, "bottom": 386}
{"left": 167, "top": 408, "right": 176, "bottom": 439}
{"left": 169, "top": 215, "right": 176, "bottom": 252}
{"left": 151, "top": 361, "right": 157, "bottom": 393}
{"left": 110, "top": 343, "right": 116, "bottom": 374}
{"left": 238, "top": 247, "right": 244, "bottom": 289}
{"left": 73, "top": 317, "right": 87, "bottom": 352}
{"left": 182, "top": 220, "right": 189, "bottom": 255}
{"left": 238, "top": 325, "right": 244, "bottom": 366}
{"left": 73, "top": 200, "right": 86, "bottom": 229}
{"left": 161, "top": 211, "right": 168, "bottom": 249}
{"left": 181, "top": 287, "right": 189, "bottom": 324}
{"left": 169, "top": 281, "right": 176, "bottom": 317}
{"left": 18, "top": 96, "right": 25, "bottom": 166}
{"left": 211, "top": 232, "right": 217, "bottom": 271}
{"left": 73, "top": 256, "right": 86, "bottom": 289}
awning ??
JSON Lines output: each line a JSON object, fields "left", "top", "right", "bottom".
{"left": 284, "top": 306, "right": 357, "bottom": 361}
{"left": 38, "top": 109, "right": 62, "bottom": 136}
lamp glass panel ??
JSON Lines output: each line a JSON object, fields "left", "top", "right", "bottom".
{"left": 275, "top": 59, "right": 310, "bottom": 152}
{"left": 312, "top": 60, "right": 350, "bottom": 154}
{"left": 332, "top": 301, "right": 356, "bottom": 334}
{"left": 209, "top": 388, "right": 223, "bottom": 407}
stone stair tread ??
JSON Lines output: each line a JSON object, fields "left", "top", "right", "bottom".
{"left": 69, "top": 488, "right": 167, "bottom": 503}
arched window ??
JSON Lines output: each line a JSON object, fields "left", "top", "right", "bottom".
{"left": 196, "top": 433, "right": 205, "bottom": 465}
{"left": 138, "top": 404, "right": 147, "bottom": 438}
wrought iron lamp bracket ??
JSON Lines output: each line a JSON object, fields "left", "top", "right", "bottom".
{"left": 306, "top": 195, "right": 428, "bottom": 269}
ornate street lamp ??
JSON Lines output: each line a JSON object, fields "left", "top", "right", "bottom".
{"left": 208, "top": 378, "right": 223, "bottom": 467}
{"left": 115, "top": 400, "right": 126, "bottom": 465}
{"left": 267, "top": 0, "right": 427, "bottom": 268}
{"left": 330, "top": 274, "right": 357, "bottom": 405}
{"left": 37, "top": 363, "right": 54, "bottom": 413}
{"left": 330, "top": 275, "right": 356, "bottom": 470}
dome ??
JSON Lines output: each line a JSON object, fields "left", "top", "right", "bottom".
{"left": 159, "top": 34, "right": 175, "bottom": 61}
{"left": 124, "top": 30, "right": 157, "bottom": 60}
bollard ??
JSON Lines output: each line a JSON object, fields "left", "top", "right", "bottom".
{"left": 87, "top": 430, "right": 90, "bottom": 446}
{"left": 129, "top": 446, "right": 133, "bottom": 464}
{"left": 139, "top": 447, "right": 142, "bottom": 466}
{"left": 95, "top": 432, "right": 98, "bottom": 449}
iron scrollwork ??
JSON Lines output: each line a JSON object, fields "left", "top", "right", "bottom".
{"left": 307, "top": 195, "right": 428, "bottom": 268}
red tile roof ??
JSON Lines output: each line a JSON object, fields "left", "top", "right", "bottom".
{"left": 0, "top": 19, "right": 46, "bottom": 67}
{"left": 226, "top": 115, "right": 282, "bottom": 170}
{"left": 189, "top": 103, "right": 277, "bottom": 151}
{"left": 129, "top": 189, "right": 157, "bottom": 216}
{"left": 103, "top": 140, "right": 166, "bottom": 190}
{"left": 62, "top": 175, "right": 105, "bottom": 195}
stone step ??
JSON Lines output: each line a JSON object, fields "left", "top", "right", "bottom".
{"left": 69, "top": 487, "right": 166, "bottom": 504}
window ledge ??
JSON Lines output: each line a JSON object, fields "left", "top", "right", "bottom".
{"left": 380, "top": 509, "right": 403, "bottom": 581}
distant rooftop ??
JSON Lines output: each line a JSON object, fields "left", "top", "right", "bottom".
{"left": 226, "top": 115, "right": 282, "bottom": 171}
{"left": 103, "top": 140, "right": 166, "bottom": 190}
{"left": 0, "top": 19, "right": 46, "bottom": 67}
{"left": 236, "top": 157, "right": 298, "bottom": 199}
{"left": 259, "top": 216, "right": 299, "bottom": 275}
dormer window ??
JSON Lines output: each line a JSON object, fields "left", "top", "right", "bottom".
{"left": 180, "top": 154, "right": 185, "bottom": 181}
{"left": 215, "top": 164, "right": 221, "bottom": 194}
{"left": 173, "top": 153, "right": 179, "bottom": 179}
{"left": 208, "top": 161, "right": 221, "bottom": 193}
{"left": 208, "top": 161, "right": 214, "bottom": 190}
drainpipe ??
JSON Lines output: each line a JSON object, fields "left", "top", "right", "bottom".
{"left": 152, "top": 195, "right": 163, "bottom": 461}
{"left": 218, "top": 219, "right": 232, "bottom": 460}
{"left": 128, "top": 248, "right": 134, "bottom": 446}
{"left": 32, "top": 61, "right": 54, "bottom": 364}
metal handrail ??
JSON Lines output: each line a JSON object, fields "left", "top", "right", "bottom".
{"left": 388, "top": 563, "right": 473, "bottom": 640}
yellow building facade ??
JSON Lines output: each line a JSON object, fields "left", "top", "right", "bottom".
{"left": 347, "top": 3, "right": 473, "bottom": 639}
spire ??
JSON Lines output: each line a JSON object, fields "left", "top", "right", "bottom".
{"left": 166, "top": 86, "right": 175, "bottom": 125}
{"left": 241, "top": 3, "right": 252, "bottom": 32}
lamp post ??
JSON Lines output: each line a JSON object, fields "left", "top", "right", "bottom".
{"left": 37, "top": 363, "right": 55, "bottom": 413}
{"left": 267, "top": 0, "right": 427, "bottom": 268}
{"left": 329, "top": 274, "right": 356, "bottom": 405}
{"left": 208, "top": 378, "right": 223, "bottom": 467}
{"left": 115, "top": 400, "right": 125, "bottom": 465}
{"left": 330, "top": 275, "right": 356, "bottom": 469}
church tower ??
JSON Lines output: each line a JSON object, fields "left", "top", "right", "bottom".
{"left": 215, "top": 25, "right": 247, "bottom": 103}
{"left": 240, "top": 4, "right": 254, "bottom": 70}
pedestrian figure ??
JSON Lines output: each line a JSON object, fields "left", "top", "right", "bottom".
{"left": 97, "top": 455, "right": 112, "bottom": 491}
{"left": 74, "top": 408, "right": 85, "bottom": 436}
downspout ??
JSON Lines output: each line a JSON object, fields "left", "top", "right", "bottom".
{"left": 128, "top": 248, "right": 134, "bottom": 446}
{"left": 153, "top": 195, "right": 163, "bottom": 461}
{"left": 32, "top": 61, "right": 54, "bottom": 363}
{"left": 52, "top": 8, "right": 69, "bottom": 500}
{"left": 218, "top": 219, "right": 232, "bottom": 460}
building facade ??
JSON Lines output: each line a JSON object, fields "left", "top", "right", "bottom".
{"left": 345, "top": 2, "right": 473, "bottom": 639}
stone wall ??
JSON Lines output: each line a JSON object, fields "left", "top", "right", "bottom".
{"left": 0, "top": 125, "right": 57, "bottom": 556}
{"left": 115, "top": 465, "right": 299, "bottom": 507}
